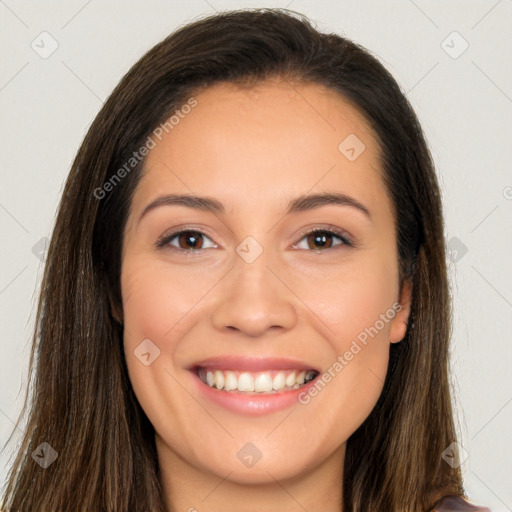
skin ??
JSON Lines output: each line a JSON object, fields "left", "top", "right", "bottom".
{"left": 120, "top": 79, "right": 411, "bottom": 512}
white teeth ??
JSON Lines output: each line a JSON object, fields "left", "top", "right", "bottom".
{"left": 224, "top": 371, "right": 237, "bottom": 391}
{"left": 272, "top": 372, "right": 286, "bottom": 390}
{"left": 214, "top": 370, "right": 224, "bottom": 390}
{"left": 237, "top": 372, "right": 254, "bottom": 392}
{"left": 254, "top": 373, "right": 273, "bottom": 392}
{"left": 285, "top": 371, "right": 296, "bottom": 387}
{"left": 199, "top": 368, "right": 317, "bottom": 394}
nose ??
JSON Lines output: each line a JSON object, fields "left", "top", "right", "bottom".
{"left": 210, "top": 248, "right": 298, "bottom": 337}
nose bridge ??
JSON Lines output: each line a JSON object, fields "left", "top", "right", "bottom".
{"left": 235, "top": 236, "right": 275, "bottom": 295}
{"left": 210, "top": 234, "right": 297, "bottom": 336}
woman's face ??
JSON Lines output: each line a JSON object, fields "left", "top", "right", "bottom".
{"left": 120, "top": 80, "right": 410, "bottom": 485}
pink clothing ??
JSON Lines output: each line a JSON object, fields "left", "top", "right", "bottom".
{"left": 433, "top": 495, "right": 491, "bottom": 511}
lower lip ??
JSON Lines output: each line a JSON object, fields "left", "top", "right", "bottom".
{"left": 189, "top": 370, "right": 318, "bottom": 416}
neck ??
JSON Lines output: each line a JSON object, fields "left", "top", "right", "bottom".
{"left": 156, "top": 434, "right": 345, "bottom": 512}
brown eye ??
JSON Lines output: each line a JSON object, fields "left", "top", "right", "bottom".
{"left": 176, "top": 231, "right": 204, "bottom": 250}
{"left": 295, "top": 229, "right": 350, "bottom": 251}
{"left": 306, "top": 231, "right": 334, "bottom": 250}
{"left": 158, "top": 230, "right": 217, "bottom": 251}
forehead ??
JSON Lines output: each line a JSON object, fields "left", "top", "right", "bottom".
{"left": 131, "top": 79, "right": 387, "bottom": 218}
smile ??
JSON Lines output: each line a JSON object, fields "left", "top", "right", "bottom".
{"left": 187, "top": 356, "right": 322, "bottom": 415}
{"left": 195, "top": 367, "right": 319, "bottom": 394}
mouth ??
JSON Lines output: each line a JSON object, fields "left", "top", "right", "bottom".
{"left": 192, "top": 367, "right": 320, "bottom": 394}
{"left": 187, "top": 357, "right": 321, "bottom": 415}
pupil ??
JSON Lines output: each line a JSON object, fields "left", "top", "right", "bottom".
{"left": 180, "top": 231, "right": 202, "bottom": 249}
{"left": 309, "top": 232, "right": 331, "bottom": 249}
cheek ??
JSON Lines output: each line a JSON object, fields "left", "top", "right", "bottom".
{"left": 293, "top": 250, "right": 398, "bottom": 420}
{"left": 120, "top": 258, "right": 207, "bottom": 442}
{"left": 295, "top": 262, "right": 396, "bottom": 440}
{"left": 303, "top": 254, "right": 399, "bottom": 349}
{"left": 121, "top": 257, "right": 209, "bottom": 344}
{"left": 120, "top": 258, "right": 188, "bottom": 390}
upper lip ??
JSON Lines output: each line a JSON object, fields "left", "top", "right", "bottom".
{"left": 188, "top": 355, "right": 319, "bottom": 372}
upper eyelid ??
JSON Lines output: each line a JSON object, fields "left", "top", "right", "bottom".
{"left": 157, "top": 225, "right": 218, "bottom": 247}
{"left": 294, "top": 225, "right": 353, "bottom": 245}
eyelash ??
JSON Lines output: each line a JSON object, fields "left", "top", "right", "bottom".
{"left": 155, "top": 226, "right": 354, "bottom": 253}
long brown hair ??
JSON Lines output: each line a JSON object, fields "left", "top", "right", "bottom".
{"left": 1, "top": 8, "right": 465, "bottom": 511}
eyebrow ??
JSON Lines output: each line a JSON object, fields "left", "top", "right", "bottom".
{"left": 137, "top": 192, "right": 371, "bottom": 224}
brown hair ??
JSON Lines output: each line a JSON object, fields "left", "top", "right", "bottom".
{"left": 1, "top": 8, "right": 465, "bottom": 511}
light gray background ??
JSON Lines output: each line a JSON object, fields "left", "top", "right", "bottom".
{"left": 1, "top": 1, "right": 511, "bottom": 510}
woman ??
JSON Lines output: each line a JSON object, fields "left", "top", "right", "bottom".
{"left": 1, "top": 8, "right": 491, "bottom": 512}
